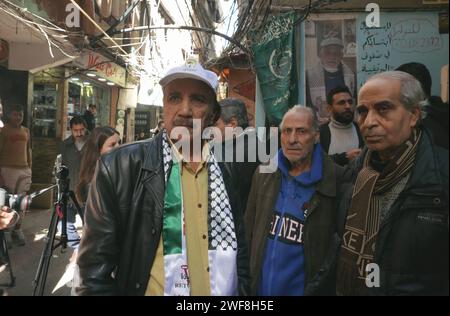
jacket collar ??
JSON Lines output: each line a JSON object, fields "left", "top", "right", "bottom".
{"left": 277, "top": 144, "right": 323, "bottom": 187}
{"left": 404, "top": 128, "right": 444, "bottom": 190}
{"left": 64, "top": 135, "right": 75, "bottom": 145}
{"left": 316, "top": 152, "right": 338, "bottom": 197}
{"left": 275, "top": 147, "right": 337, "bottom": 198}
{"left": 354, "top": 128, "right": 444, "bottom": 190}
{"left": 141, "top": 131, "right": 164, "bottom": 173}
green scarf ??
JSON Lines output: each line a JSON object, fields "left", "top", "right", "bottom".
{"left": 161, "top": 131, "right": 238, "bottom": 296}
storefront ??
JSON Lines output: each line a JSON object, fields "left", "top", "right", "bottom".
{"left": 32, "top": 81, "right": 59, "bottom": 138}
{"left": 135, "top": 105, "right": 163, "bottom": 140}
{"left": 72, "top": 50, "right": 130, "bottom": 138}
{"left": 29, "top": 55, "right": 125, "bottom": 183}
{"left": 66, "top": 74, "right": 114, "bottom": 138}
{"left": 30, "top": 68, "right": 64, "bottom": 184}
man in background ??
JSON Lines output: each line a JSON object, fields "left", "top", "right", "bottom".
{"left": 320, "top": 86, "right": 363, "bottom": 166}
{"left": 396, "top": 62, "right": 448, "bottom": 149}
{"left": 215, "top": 97, "right": 259, "bottom": 211}
{"left": 306, "top": 37, "right": 356, "bottom": 124}
{"left": 151, "top": 120, "right": 165, "bottom": 137}
{"left": 83, "top": 104, "right": 97, "bottom": 132}
{"left": 0, "top": 102, "right": 32, "bottom": 246}
{"left": 60, "top": 116, "right": 87, "bottom": 252}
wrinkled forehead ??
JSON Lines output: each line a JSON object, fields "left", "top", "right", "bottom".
{"left": 282, "top": 112, "right": 314, "bottom": 130}
{"left": 320, "top": 45, "right": 343, "bottom": 55}
{"left": 358, "top": 77, "right": 402, "bottom": 102}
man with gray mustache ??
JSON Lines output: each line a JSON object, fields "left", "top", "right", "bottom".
{"left": 76, "top": 61, "right": 249, "bottom": 296}
{"left": 245, "top": 106, "right": 344, "bottom": 296}
{"left": 334, "top": 71, "right": 448, "bottom": 295}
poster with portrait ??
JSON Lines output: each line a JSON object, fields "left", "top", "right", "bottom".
{"left": 305, "top": 16, "right": 357, "bottom": 124}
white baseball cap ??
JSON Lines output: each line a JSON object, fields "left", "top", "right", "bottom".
{"left": 320, "top": 37, "right": 344, "bottom": 48}
{"left": 159, "top": 62, "right": 218, "bottom": 93}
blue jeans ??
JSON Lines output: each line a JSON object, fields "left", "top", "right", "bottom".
{"left": 57, "top": 202, "right": 81, "bottom": 249}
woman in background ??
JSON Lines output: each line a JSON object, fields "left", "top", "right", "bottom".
{"left": 69, "top": 126, "right": 120, "bottom": 293}
{"left": 76, "top": 126, "right": 120, "bottom": 207}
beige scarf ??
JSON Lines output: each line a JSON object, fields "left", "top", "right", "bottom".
{"left": 336, "top": 130, "right": 421, "bottom": 295}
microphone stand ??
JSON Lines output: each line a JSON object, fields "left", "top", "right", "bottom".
{"left": 32, "top": 167, "right": 82, "bottom": 296}
{"left": 0, "top": 185, "right": 58, "bottom": 289}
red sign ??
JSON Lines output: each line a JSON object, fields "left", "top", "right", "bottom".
{"left": 87, "top": 53, "right": 118, "bottom": 77}
{"left": 74, "top": 50, "right": 126, "bottom": 86}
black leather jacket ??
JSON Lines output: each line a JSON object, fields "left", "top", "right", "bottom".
{"left": 76, "top": 132, "right": 250, "bottom": 295}
{"left": 334, "top": 129, "right": 449, "bottom": 295}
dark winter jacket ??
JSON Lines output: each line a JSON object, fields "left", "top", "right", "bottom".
{"left": 245, "top": 152, "right": 344, "bottom": 295}
{"left": 60, "top": 135, "right": 85, "bottom": 191}
{"left": 76, "top": 132, "right": 250, "bottom": 295}
{"left": 333, "top": 129, "right": 449, "bottom": 295}
{"left": 423, "top": 96, "right": 449, "bottom": 149}
{"left": 83, "top": 110, "right": 96, "bottom": 131}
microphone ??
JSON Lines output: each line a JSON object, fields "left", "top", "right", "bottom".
{"left": 0, "top": 186, "right": 56, "bottom": 212}
{"left": 5, "top": 193, "right": 32, "bottom": 212}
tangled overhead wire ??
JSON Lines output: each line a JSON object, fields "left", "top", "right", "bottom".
{"left": 0, "top": 0, "right": 79, "bottom": 59}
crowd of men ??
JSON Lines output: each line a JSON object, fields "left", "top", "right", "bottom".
{"left": 1, "top": 60, "right": 448, "bottom": 296}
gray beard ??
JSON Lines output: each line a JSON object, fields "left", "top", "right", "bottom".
{"left": 321, "top": 61, "right": 339, "bottom": 73}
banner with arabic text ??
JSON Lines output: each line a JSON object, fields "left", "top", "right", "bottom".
{"left": 252, "top": 12, "right": 298, "bottom": 126}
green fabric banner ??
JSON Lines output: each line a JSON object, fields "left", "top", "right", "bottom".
{"left": 163, "top": 161, "right": 183, "bottom": 256}
{"left": 252, "top": 12, "right": 298, "bottom": 125}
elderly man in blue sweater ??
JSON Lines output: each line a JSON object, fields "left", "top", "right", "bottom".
{"left": 245, "top": 106, "right": 344, "bottom": 296}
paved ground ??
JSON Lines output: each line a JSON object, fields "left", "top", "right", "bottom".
{"left": 0, "top": 208, "right": 82, "bottom": 296}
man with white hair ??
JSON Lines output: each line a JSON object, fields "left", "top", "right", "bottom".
{"left": 335, "top": 71, "right": 449, "bottom": 295}
{"left": 245, "top": 106, "right": 344, "bottom": 296}
{"left": 306, "top": 37, "right": 356, "bottom": 124}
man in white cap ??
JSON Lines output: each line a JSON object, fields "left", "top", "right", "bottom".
{"left": 306, "top": 37, "right": 356, "bottom": 124}
{"left": 76, "top": 61, "right": 249, "bottom": 296}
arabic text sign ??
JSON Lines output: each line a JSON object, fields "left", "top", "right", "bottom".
{"left": 389, "top": 18, "right": 443, "bottom": 53}
{"left": 359, "top": 19, "right": 394, "bottom": 76}
{"left": 357, "top": 12, "right": 449, "bottom": 95}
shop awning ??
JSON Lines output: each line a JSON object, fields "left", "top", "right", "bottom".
{"left": 73, "top": 50, "right": 126, "bottom": 87}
